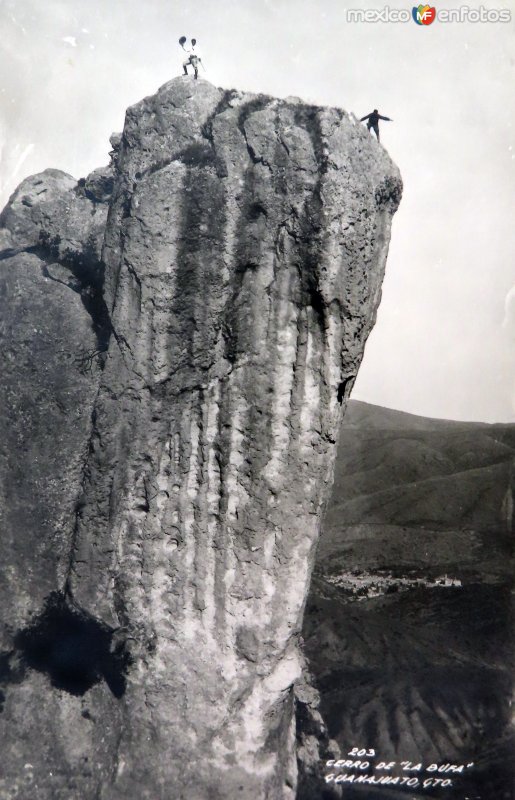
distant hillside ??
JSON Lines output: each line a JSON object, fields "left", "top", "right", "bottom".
{"left": 343, "top": 400, "right": 493, "bottom": 430}
{"left": 297, "top": 401, "right": 515, "bottom": 800}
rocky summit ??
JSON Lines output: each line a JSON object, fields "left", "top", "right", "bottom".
{"left": 0, "top": 77, "right": 401, "bottom": 799}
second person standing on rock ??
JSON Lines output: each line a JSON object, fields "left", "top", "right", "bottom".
{"left": 360, "top": 109, "right": 393, "bottom": 143}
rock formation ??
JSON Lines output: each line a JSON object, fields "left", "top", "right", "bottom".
{"left": 0, "top": 78, "right": 401, "bottom": 799}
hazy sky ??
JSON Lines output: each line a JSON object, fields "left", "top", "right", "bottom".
{"left": 1, "top": 0, "right": 514, "bottom": 422}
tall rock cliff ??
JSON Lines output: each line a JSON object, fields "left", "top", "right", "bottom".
{"left": 0, "top": 77, "right": 401, "bottom": 799}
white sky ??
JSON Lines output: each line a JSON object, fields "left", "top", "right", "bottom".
{"left": 1, "top": 0, "right": 514, "bottom": 422}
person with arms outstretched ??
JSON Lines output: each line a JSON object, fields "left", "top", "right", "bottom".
{"left": 360, "top": 109, "right": 392, "bottom": 142}
{"left": 179, "top": 36, "right": 203, "bottom": 80}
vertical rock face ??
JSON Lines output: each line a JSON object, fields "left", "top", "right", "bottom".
{"left": 0, "top": 167, "right": 115, "bottom": 800}
{"left": 0, "top": 78, "right": 401, "bottom": 799}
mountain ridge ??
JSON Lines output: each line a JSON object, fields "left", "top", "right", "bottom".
{"left": 298, "top": 399, "right": 515, "bottom": 800}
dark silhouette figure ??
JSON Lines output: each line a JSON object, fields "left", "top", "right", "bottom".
{"left": 179, "top": 36, "right": 203, "bottom": 80}
{"left": 360, "top": 109, "right": 393, "bottom": 143}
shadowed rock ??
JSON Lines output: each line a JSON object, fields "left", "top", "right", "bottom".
{"left": 0, "top": 77, "right": 401, "bottom": 799}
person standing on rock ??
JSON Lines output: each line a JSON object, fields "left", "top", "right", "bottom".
{"left": 360, "top": 109, "right": 393, "bottom": 142}
{"left": 179, "top": 36, "right": 203, "bottom": 80}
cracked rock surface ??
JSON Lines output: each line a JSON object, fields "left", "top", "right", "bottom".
{"left": 0, "top": 77, "right": 401, "bottom": 799}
